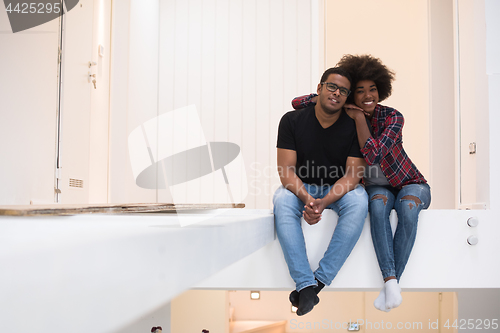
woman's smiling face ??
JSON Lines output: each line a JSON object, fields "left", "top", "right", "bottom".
{"left": 353, "top": 80, "right": 379, "bottom": 117}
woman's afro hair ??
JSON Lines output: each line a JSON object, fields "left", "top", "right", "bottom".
{"left": 337, "top": 54, "right": 395, "bottom": 103}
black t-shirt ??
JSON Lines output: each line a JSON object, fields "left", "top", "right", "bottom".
{"left": 277, "top": 105, "right": 363, "bottom": 186}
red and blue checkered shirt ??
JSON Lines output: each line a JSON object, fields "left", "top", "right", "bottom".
{"left": 291, "top": 94, "right": 427, "bottom": 188}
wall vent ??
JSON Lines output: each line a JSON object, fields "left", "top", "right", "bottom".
{"left": 69, "top": 178, "right": 84, "bottom": 188}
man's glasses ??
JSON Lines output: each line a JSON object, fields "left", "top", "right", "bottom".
{"left": 321, "top": 82, "right": 350, "bottom": 97}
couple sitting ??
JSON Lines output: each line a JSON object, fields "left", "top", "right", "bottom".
{"left": 274, "top": 54, "right": 431, "bottom": 316}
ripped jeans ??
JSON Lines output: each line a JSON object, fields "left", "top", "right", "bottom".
{"left": 366, "top": 183, "right": 431, "bottom": 281}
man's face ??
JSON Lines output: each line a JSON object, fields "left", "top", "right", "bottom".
{"left": 316, "top": 74, "right": 350, "bottom": 115}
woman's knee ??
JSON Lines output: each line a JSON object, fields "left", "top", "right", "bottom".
{"left": 369, "top": 193, "right": 393, "bottom": 216}
{"left": 395, "top": 198, "right": 422, "bottom": 225}
{"left": 398, "top": 183, "right": 431, "bottom": 208}
{"left": 400, "top": 195, "right": 421, "bottom": 210}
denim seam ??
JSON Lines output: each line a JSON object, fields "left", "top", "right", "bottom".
{"left": 296, "top": 281, "right": 318, "bottom": 293}
{"left": 381, "top": 268, "right": 396, "bottom": 280}
{"left": 314, "top": 275, "right": 328, "bottom": 287}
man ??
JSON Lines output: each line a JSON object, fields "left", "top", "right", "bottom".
{"left": 273, "top": 67, "right": 368, "bottom": 316}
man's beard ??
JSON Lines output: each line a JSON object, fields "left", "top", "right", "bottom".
{"left": 320, "top": 100, "right": 342, "bottom": 115}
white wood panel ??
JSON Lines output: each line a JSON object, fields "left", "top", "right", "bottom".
{"left": 199, "top": 0, "right": 217, "bottom": 202}
{"left": 214, "top": 0, "right": 229, "bottom": 143}
{"left": 269, "top": 0, "right": 286, "bottom": 209}
{"left": 212, "top": 0, "right": 230, "bottom": 203}
{"left": 187, "top": 0, "right": 204, "bottom": 204}
{"left": 200, "top": 0, "right": 216, "bottom": 143}
{"left": 227, "top": 0, "right": 244, "bottom": 202}
{"left": 158, "top": 0, "right": 176, "bottom": 203}
{"left": 241, "top": 0, "right": 257, "bottom": 208}
{"left": 155, "top": 0, "right": 315, "bottom": 208}
{"left": 173, "top": 0, "right": 189, "bottom": 110}
{"left": 297, "top": 0, "right": 312, "bottom": 94}
{"left": 283, "top": 0, "right": 299, "bottom": 110}
{"left": 255, "top": 0, "right": 271, "bottom": 209}
{"left": 170, "top": 0, "right": 189, "bottom": 203}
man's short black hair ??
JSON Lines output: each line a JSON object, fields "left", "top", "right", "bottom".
{"left": 320, "top": 67, "right": 352, "bottom": 87}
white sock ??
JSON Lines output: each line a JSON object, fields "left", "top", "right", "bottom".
{"left": 385, "top": 279, "right": 402, "bottom": 309}
{"left": 374, "top": 285, "right": 390, "bottom": 312}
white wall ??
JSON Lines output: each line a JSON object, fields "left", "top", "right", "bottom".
{"left": 109, "top": 0, "right": 159, "bottom": 204}
{"left": 0, "top": 0, "right": 111, "bottom": 206}
{"left": 108, "top": 0, "right": 471, "bottom": 209}
{"left": 109, "top": 0, "right": 317, "bottom": 208}
{"left": 88, "top": 0, "right": 112, "bottom": 203}
{"left": 197, "top": 210, "right": 500, "bottom": 289}
{"left": 485, "top": 0, "right": 500, "bottom": 210}
{"left": 0, "top": 0, "right": 492, "bottom": 209}
{"left": 0, "top": 8, "right": 59, "bottom": 205}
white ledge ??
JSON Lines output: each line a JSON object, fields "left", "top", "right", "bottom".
{"left": 0, "top": 209, "right": 274, "bottom": 333}
{"left": 197, "top": 209, "right": 500, "bottom": 291}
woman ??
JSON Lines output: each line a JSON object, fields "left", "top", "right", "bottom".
{"left": 292, "top": 54, "right": 431, "bottom": 312}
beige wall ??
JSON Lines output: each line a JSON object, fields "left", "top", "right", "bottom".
{"left": 429, "top": 0, "right": 456, "bottom": 209}
{"left": 227, "top": 290, "right": 456, "bottom": 333}
{"left": 440, "top": 292, "right": 458, "bottom": 333}
{"left": 171, "top": 290, "right": 229, "bottom": 333}
{"left": 324, "top": 0, "right": 456, "bottom": 209}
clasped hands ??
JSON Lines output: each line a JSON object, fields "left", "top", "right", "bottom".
{"left": 302, "top": 198, "right": 328, "bottom": 225}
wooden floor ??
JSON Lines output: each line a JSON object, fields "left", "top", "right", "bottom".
{"left": 0, "top": 203, "right": 245, "bottom": 216}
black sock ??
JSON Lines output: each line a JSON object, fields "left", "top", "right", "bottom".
{"left": 289, "top": 279, "right": 325, "bottom": 307}
{"left": 296, "top": 286, "right": 319, "bottom": 316}
{"left": 315, "top": 280, "right": 325, "bottom": 293}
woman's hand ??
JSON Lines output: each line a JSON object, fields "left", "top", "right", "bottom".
{"left": 344, "top": 104, "right": 370, "bottom": 119}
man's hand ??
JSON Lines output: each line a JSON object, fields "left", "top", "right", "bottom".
{"left": 303, "top": 198, "right": 327, "bottom": 225}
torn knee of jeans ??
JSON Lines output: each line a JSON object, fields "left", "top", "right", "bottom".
{"left": 401, "top": 195, "right": 421, "bottom": 209}
{"left": 371, "top": 194, "right": 388, "bottom": 206}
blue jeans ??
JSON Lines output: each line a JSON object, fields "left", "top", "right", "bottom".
{"left": 273, "top": 184, "right": 368, "bottom": 291}
{"left": 366, "top": 183, "right": 431, "bottom": 281}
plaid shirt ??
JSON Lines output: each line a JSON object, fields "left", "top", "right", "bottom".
{"left": 291, "top": 94, "right": 427, "bottom": 188}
